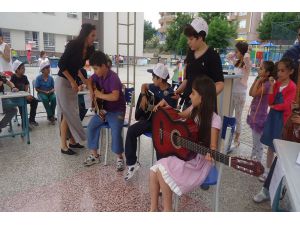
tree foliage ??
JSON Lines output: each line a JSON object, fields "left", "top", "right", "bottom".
{"left": 165, "top": 13, "right": 193, "bottom": 52}
{"left": 198, "top": 12, "right": 227, "bottom": 24}
{"left": 257, "top": 12, "right": 300, "bottom": 41}
{"left": 144, "top": 20, "right": 156, "bottom": 47}
{"left": 206, "top": 17, "right": 237, "bottom": 50}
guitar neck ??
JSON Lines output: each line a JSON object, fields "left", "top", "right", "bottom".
{"left": 177, "top": 136, "right": 231, "bottom": 166}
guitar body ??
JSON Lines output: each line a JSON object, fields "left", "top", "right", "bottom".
{"left": 152, "top": 107, "right": 198, "bottom": 161}
{"left": 135, "top": 91, "right": 156, "bottom": 121}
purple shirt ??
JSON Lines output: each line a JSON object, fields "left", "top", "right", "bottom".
{"left": 91, "top": 70, "right": 125, "bottom": 112}
{"left": 247, "top": 81, "right": 271, "bottom": 133}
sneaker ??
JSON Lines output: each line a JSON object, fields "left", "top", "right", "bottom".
{"left": 259, "top": 171, "right": 268, "bottom": 182}
{"left": 83, "top": 154, "right": 100, "bottom": 167}
{"left": 253, "top": 188, "right": 270, "bottom": 203}
{"left": 124, "top": 162, "right": 141, "bottom": 181}
{"left": 116, "top": 158, "right": 125, "bottom": 171}
{"left": 29, "top": 120, "right": 39, "bottom": 126}
{"left": 49, "top": 117, "right": 55, "bottom": 125}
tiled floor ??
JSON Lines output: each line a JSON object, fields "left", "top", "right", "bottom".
{"left": 0, "top": 65, "right": 271, "bottom": 212}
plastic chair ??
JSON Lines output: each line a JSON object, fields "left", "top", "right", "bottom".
{"left": 101, "top": 86, "right": 135, "bottom": 165}
{"left": 173, "top": 116, "right": 236, "bottom": 212}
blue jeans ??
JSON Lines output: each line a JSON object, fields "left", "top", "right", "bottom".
{"left": 87, "top": 111, "right": 125, "bottom": 154}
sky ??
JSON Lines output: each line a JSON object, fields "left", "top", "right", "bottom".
{"left": 144, "top": 12, "right": 160, "bottom": 29}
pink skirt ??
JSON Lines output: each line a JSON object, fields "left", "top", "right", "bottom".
{"left": 151, "top": 154, "right": 212, "bottom": 196}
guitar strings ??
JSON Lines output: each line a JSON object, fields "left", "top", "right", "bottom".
{"left": 156, "top": 129, "right": 229, "bottom": 164}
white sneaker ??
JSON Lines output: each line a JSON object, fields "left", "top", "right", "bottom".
{"left": 116, "top": 158, "right": 125, "bottom": 171}
{"left": 124, "top": 162, "right": 141, "bottom": 181}
{"left": 258, "top": 171, "right": 268, "bottom": 182}
{"left": 253, "top": 188, "right": 270, "bottom": 203}
{"left": 83, "top": 154, "right": 100, "bottom": 167}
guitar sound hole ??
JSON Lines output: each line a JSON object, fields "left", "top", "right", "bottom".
{"left": 171, "top": 130, "right": 181, "bottom": 149}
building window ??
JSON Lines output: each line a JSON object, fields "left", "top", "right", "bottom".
{"left": 91, "top": 12, "right": 98, "bottom": 20}
{"left": 83, "top": 12, "right": 90, "bottom": 19}
{"left": 43, "top": 33, "right": 55, "bottom": 52}
{"left": 239, "top": 12, "right": 247, "bottom": 16}
{"left": 82, "top": 12, "right": 98, "bottom": 20}
{"left": 66, "top": 35, "right": 76, "bottom": 42}
{"left": 25, "top": 31, "right": 39, "bottom": 51}
{"left": 239, "top": 20, "right": 247, "bottom": 29}
{"left": 67, "top": 12, "right": 78, "bottom": 18}
{"left": 0, "top": 28, "right": 11, "bottom": 45}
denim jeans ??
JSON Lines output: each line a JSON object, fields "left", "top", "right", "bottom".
{"left": 87, "top": 111, "right": 124, "bottom": 154}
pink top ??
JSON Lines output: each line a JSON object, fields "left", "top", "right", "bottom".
{"left": 150, "top": 113, "right": 222, "bottom": 196}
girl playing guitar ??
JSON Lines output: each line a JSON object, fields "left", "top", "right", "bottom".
{"left": 149, "top": 76, "right": 221, "bottom": 211}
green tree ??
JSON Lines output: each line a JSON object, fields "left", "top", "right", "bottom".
{"left": 165, "top": 13, "right": 193, "bottom": 52}
{"left": 257, "top": 12, "right": 300, "bottom": 41}
{"left": 206, "top": 17, "right": 237, "bottom": 50}
{"left": 198, "top": 12, "right": 227, "bottom": 24}
{"left": 144, "top": 20, "right": 156, "bottom": 47}
{"left": 176, "top": 33, "right": 188, "bottom": 55}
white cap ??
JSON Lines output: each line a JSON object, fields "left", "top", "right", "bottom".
{"left": 191, "top": 17, "right": 208, "bottom": 35}
{"left": 149, "top": 63, "right": 169, "bottom": 79}
{"left": 39, "top": 60, "right": 50, "bottom": 72}
{"left": 12, "top": 60, "right": 24, "bottom": 72}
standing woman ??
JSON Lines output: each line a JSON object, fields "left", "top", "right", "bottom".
{"left": 56, "top": 23, "right": 96, "bottom": 155}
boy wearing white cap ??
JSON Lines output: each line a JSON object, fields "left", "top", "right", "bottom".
{"left": 11, "top": 60, "right": 39, "bottom": 126}
{"left": 174, "top": 17, "right": 224, "bottom": 109}
{"left": 124, "top": 63, "right": 177, "bottom": 181}
{"left": 35, "top": 61, "right": 56, "bottom": 124}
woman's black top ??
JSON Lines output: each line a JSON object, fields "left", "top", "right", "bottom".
{"left": 58, "top": 40, "right": 94, "bottom": 83}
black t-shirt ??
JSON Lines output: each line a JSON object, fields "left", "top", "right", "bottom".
{"left": 58, "top": 40, "right": 95, "bottom": 80}
{"left": 0, "top": 75, "right": 8, "bottom": 93}
{"left": 10, "top": 74, "right": 29, "bottom": 91}
{"left": 183, "top": 47, "right": 224, "bottom": 99}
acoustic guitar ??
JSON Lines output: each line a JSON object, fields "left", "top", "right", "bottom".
{"left": 135, "top": 90, "right": 156, "bottom": 121}
{"left": 152, "top": 107, "right": 265, "bottom": 177}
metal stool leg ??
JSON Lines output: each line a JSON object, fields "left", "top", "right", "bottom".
{"left": 104, "top": 128, "right": 109, "bottom": 166}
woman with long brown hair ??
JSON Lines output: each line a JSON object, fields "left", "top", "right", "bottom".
{"left": 55, "top": 23, "right": 96, "bottom": 155}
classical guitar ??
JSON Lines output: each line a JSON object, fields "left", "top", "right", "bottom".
{"left": 152, "top": 107, "right": 264, "bottom": 177}
{"left": 135, "top": 90, "right": 156, "bottom": 121}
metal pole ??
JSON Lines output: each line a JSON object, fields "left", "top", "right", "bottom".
{"left": 133, "top": 12, "right": 136, "bottom": 92}
{"left": 127, "top": 12, "right": 130, "bottom": 88}
{"left": 117, "top": 12, "right": 119, "bottom": 75}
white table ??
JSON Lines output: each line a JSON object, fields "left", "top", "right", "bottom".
{"left": 0, "top": 91, "right": 31, "bottom": 144}
{"left": 217, "top": 74, "right": 242, "bottom": 118}
{"left": 273, "top": 139, "right": 300, "bottom": 211}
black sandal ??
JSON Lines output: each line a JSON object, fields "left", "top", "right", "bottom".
{"left": 69, "top": 143, "right": 85, "bottom": 149}
{"left": 61, "top": 148, "right": 76, "bottom": 155}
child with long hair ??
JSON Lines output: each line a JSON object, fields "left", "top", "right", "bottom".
{"left": 259, "top": 57, "right": 296, "bottom": 181}
{"left": 228, "top": 41, "right": 251, "bottom": 148}
{"left": 247, "top": 61, "right": 275, "bottom": 162}
{"left": 150, "top": 76, "right": 221, "bottom": 211}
